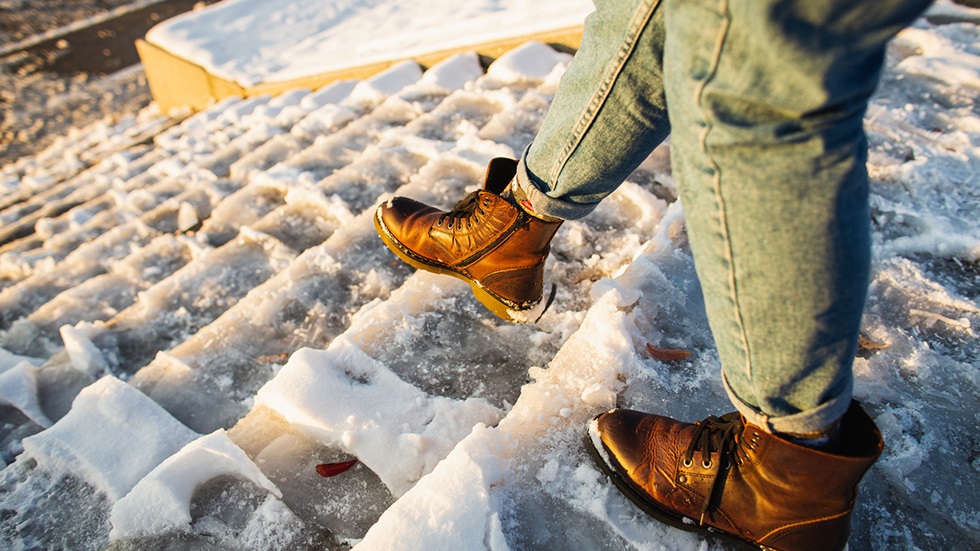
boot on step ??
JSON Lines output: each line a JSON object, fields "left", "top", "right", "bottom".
{"left": 375, "top": 157, "right": 563, "bottom": 322}
{"left": 587, "top": 401, "right": 883, "bottom": 551}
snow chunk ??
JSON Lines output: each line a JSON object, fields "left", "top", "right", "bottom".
{"left": 60, "top": 323, "right": 108, "bottom": 378}
{"left": 348, "top": 61, "right": 424, "bottom": 106}
{"left": 419, "top": 53, "right": 485, "bottom": 91}
{"left": 109, "top": 430, "right": 281, "bottom": 540}
{"left": 302, "top": 80, "right": 358, "bottom": 110}
{"left": 0, "top": 347, "right": 43, "bottom": 373}
{"left": 21, "top": 377, "right": 199, "bottom": 501}
{"left": 355, "top": 425, "right": 509, "bottom": 550}
{"left": 256, "top": 338, "right": 502, "bottom": 496}
{"left": 485, "top": 41, "right": 573, "bottom": 84}
{"left": 177, "top": 202, "right": 200, "bottom": 232}
{"left": 0, "top": 361, "right": 51, "bottom": 428}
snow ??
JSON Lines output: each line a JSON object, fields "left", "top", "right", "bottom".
{"left": 0, "top": 1, "right": 978, "bottom": 550}
{"left": 20, "top": 376, "right": 199, "bottom": 501}
{"left": 0, "top": 360, "right": 50, "bottom": 428}
{"left": 257, "top": 332, "right": 503, "bottom": 497}
{"left": 146, "top": 0, "right": 594, "bottom": 86}
{"left": 109, "top": 429, "right": 282, "bottom": 539}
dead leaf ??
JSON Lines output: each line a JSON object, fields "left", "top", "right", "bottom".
{"left": 646, "top": 343, "right": 692, "bottom": 361}
{"left": 257, "top": 353, "right": 290, "bottom": 363}
{"left": 316, "top": 459, "right": 358, "bottom": 478}
{"left": 858, "top": 334, "right": 890, "bottom": 351}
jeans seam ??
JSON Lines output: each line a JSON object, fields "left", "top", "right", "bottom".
{"left": 546, "top": 0, "right": 661, "bottom": 186}
{"left": 696, "top": 0, "right": 753, "bottom": 384}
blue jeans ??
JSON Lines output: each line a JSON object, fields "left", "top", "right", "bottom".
{"left": 514, "top": 0, "right": 932, "bottom": 434}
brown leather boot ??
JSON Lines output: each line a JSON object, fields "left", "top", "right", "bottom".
{"left": 374, "top": 158, "right": 562, "bottom": 322}
{"left": 587, "top": 401, "right": 883, "bottom": 551}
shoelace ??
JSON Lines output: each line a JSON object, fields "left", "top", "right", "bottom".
{"left": 435, "top": 191, "right": 488, "bottom": 230}
{"left": 682, "top": 412, "right": 744, "bottom": 525}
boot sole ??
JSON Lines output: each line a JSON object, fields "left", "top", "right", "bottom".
{"left": 585, "top": 417, "right": 769, "bottom": 551}
{"left": 374, "top": 206, "right": 546, "bottom": 323}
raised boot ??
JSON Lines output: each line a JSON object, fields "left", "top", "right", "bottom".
{"left": 374, "top": 157, "right": 562, "bottom": 322}
{"left": 587, "top": 401, "right": 883, "bottom": 551}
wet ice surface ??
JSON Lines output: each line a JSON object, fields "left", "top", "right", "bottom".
{"left": 0, "top": 16, "right": 978, "bottom": 551}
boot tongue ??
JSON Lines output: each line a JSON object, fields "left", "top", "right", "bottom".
{"left": 483, "top": 157, "right": 518, "bottom": 195}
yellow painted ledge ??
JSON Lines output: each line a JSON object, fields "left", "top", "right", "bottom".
{"left": 137, "top": 25, "right": 583, "bottom": 113}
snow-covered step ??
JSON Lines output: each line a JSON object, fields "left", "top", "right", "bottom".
{"left": 279, "top": 61, "right": 433, "bottom": 184}
{"left": 0, "top": 145, "right": 166, "bottom": 246}
{"left": 107, "top": 429, "right": 320, "bottom": 550}
{"left": 23, "top": 187, "right": 346, "bottom": 377}
{"left": 154, "top": 95, "right": 276, "bottom": 164}
{"left": 228, "top": 80, "right": 359, "bottom": 183}
{"left": 195, "top": 179, "right": 293, "bottom": 247}
{"left": 0, "top": 235, "right": 203, "bottom": 359}
{"left": 0, "top": 178, "right": 238, "bottom": 332}
{"left": 1, "top": 374, "right": 318, "bottom": 550}
{"left": 0, "top": 105, "right": 179, "bottom": 212}
{"left": 0, "top": 377, "right": 199, "bottom": 548}
{"left": 7, "top": 169, "right": 213, "bottom": 270}
{"left": 0, "top": 222, "right": 160, "bottom": 331}
{"left": 229, "top": 81, "right": 365, "bottom": 181}
{"left": 0, "top": 147, "right": 173, "bottom": 269}
{"left": 0, "top": 167, "right": 178, "bottom": 276}
{"left": 188, "top": 91, "right": 311, "bottom": 178}
{"left": 151, "top": 95, "right": 250, "bottom": 155}
{"left": 49, "top": 227, "right": 298, "bottom": 377}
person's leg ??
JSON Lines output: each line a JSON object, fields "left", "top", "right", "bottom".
{"left": 589, "top": 1, "right": 931, "bottom": 548}
{"left": 512, "top": 0, "right": 671, "bottom": 220}
{"left": 664, "top": 0, "right": 933, "bottom": 435}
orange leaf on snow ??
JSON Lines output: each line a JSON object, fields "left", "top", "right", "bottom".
{"left": 316, "top": 459, "right": 358, "bottom": 477}
{"left": 858, "top": 334, "right": 890, "bottom": 351}
{"left": 646, "top": 343, "right": 692, "bottom": 361}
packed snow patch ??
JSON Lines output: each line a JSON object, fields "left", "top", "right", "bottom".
{"left": 21, "top": 377, "right": 199, "bottom": 501}
{"left": 256, "top": 336, "right": 503, "bottom": 497}
{"left": 109, "top": 429, "right": 282, "bottom": 540}
{"left": 0, "top": 361, "right": 50, "bottom": 428}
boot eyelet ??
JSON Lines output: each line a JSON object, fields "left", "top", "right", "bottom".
{"left": 678, "top": 475, "right": 687, "bottom": 484}
{"left": 735, "top": 456, "right": 744, "bottom": 466}
{"left": 702, "top": 459, "right": 712, "bottom": 469}
{"left": 682, "top": 459, "right": 693, "bottom": 468}
{"left": 721, "top": 458, "right": 731, "bottom": 470}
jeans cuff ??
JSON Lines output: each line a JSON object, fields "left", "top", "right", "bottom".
{"left": 514, "top": 144, "right": 597, "bottom": 221}
{"left": 722, "top": 372, "right": 853, "bottom": 435}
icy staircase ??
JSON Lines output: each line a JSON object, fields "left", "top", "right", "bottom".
{"left": 0, "top": 42, "right": 682, "bottom": 549}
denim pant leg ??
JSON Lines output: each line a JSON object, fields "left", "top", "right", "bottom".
{"left": 513, "top": 0, "right": 671, "bottom": 220}
{"left": 663, "top": 0, "right": 932, "bottom": 434}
